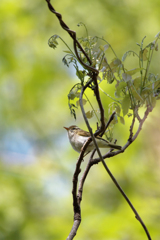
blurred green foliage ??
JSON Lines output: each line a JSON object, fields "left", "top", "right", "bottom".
{"left": 0, "top": 0, "right": 160, "bottom": 239}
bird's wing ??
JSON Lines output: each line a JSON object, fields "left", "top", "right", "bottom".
{"left": 96, "top": 136, "right": 109, "bottom": 143}
{"left": 78, "top": 131, "right": 110, "bottom": 143}
{"left": 78, "top": 130, "right": 91, "bottom": 137}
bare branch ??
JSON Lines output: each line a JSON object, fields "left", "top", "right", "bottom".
{"left": 66, "top": 220, "right": 81, "bottom": 240}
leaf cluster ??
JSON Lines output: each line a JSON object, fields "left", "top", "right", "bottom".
{"left": 48, "top": 28, "right": 160, "bottom": 138}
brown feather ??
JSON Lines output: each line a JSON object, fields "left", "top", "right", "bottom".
{"left": 78, "top": 130, "right": 91, "bottom": 137}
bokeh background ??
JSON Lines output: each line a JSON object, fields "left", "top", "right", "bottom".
{"left": 0, "top": 0, "right": 160, "bottom": 239}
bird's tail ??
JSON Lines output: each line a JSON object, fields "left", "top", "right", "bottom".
{"left": 108, "top": 143, "right": 122, "bottom": 150}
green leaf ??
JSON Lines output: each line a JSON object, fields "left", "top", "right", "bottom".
{"left": 115, "top": 81, "right": 127, "bottom": 97}
{"left": 76, "top": 99, "right": 87, "bottom": 106}
{"left": 130, "top": 85, "right": 144, "bottom": 101}
{"left": 106, "top": 71, "right": 115, "bottom": 83}
{"left": 121, "top": 95, "right": 131, "bottom": 116}
{"left": 62, "top": 57, "right": 69, "bottom": 67}
{"left": 69, "top": 103, "right": 77, "bottom": 120}
{"left": 133, "top": 77, "right": 143, "bottom": 88}
{"left": 68, "top": 92, "right": 76, "bottom": 100}
{"left": 153, "top": 79, "right": 160, "bottom": 89}
{"left": 141, "top": 87, "right": 151, "bottom": 96}
{"left": 122, "top": 73, "right": 132, "bottom": 82}
{"left": 110, "top": 58, "right": 121, "bottom": 68}
{"left": 139, "top": 49, "right": 148, "bottom": 61}
{"left": 85, "top": 110, "right": 94, "bottom": 119}
{"left": 150, "top": 95, "right": 156, "bottom": 108}
{"left": 76, "top": 70, "right": 85, "bottom": 82}
{"left": 48, "top": 35, "right": 59, "bottom": 49}
{"left": 125, "top": 68, "right": 143, "bottom": 76}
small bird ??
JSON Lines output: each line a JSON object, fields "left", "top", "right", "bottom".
{"left": 64, "top": 125, "right": 122, "bottom": 153}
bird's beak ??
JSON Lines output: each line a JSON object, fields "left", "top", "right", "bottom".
{"left": 64, "top": 126, "right": 69, "bottom": 131}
